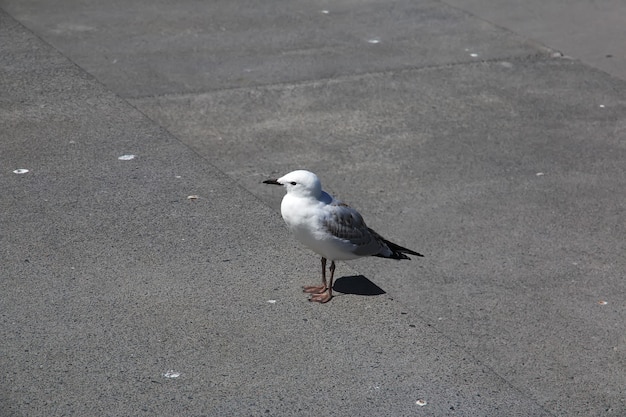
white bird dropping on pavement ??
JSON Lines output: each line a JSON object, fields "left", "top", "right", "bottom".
{"left": 162, "top": 370, "right": 181, "bottom": 378}
{"left": 263, "top": 170, "right": 423, "bottom": 303}
{"left": 118, "top": 154, "right": 136, "bottom": 160}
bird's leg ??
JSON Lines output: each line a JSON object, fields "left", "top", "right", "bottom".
{"left": 303, "top": 257, "right": 328, "bottom": 294}
{"left": 329, "top": 260, "right": 335, "bottom": 298}
{"left": 310, "top": 260, "right": 334, "bottom": 303}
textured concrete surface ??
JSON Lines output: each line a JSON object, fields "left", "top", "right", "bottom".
{"left": 1, "top": 0, "right": 625, "bottom": 416}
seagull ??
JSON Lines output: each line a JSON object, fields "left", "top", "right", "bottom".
{"left": 263, "top": 170, "right": 423, "bottom": 303}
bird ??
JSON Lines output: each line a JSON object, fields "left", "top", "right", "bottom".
{"left": 263, "top": 169, "right": 423, "bottom": 303}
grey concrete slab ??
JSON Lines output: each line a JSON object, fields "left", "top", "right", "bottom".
{"left": 3, "top": 0, "right": 626, "bottom": 416}
{"left": 443, "top": 0, "right": 626, "bottom": 81}
{"left": 0, "top": 0, "right": 546, "bottom": 98}
{"left": 0, "top": 9, "right": 555, "bottom": 417}
{"left": 133, "top": 56, "right": 626, "bottom": 416}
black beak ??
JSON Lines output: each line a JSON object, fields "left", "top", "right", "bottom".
{"left": 263, "top": 179, "right": 281, "bottom": 185}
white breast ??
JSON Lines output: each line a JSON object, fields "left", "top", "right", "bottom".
{"left": 280, "top": 194, "right": 362, "bottom": 261}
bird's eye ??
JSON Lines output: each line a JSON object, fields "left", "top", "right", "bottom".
{"left": 290, "top": 181, "right": 297, "bottom": 185}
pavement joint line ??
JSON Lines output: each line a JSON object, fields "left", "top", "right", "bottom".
{"left": 439, "top": 0, "right": 626, "bottom": 84}
{"left": 126, "top": 49, "right": 560, "bottom": 102}
{"left": 438, "top": 0, "right": 557, "bottom": 55}
{"left": 399, "top": 312, "right": 558, "bottom": 417}
{"left": 1, "top": 3, "right": 557, "bottom": 103}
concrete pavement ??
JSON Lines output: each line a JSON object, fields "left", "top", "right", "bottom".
{"left": 445, "top": 0, "right": 626, "bottom": 81}
{"left": 2, "top": 1, "right": 625, "bottom": 416}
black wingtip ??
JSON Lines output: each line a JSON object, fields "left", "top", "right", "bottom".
{"left": 372, "top": 247, "right": 424, "bottom": 260}
{"left": 381, "top": 238, "right": 423, "bottom": 260}
{"left": 366, "top": 228, "right": 424, "bottom": 260}
{"left": 399, "top": 247, "right": 424, "bottom": 257}
{"left": 373, "top": 252, "right": 415, "bottom": 260}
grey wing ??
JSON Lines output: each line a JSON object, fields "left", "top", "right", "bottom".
{"left": 322, "top": 202, "right": 384, "bottom": 256}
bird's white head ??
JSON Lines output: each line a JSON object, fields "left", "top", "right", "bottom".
{"left": 263, "top": 170, "right": 322, "bottom": 198}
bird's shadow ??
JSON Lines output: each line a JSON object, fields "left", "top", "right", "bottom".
{"left": 333, "top": 275, "right": 386, "bottom": 296}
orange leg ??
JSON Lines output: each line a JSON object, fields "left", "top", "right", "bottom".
{"left": 309, "top": 260, "right": 334, "bottom": 303}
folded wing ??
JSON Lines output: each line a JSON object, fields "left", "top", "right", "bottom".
{"left": 323, "top": 202, "right": 423, "bottom": 259}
